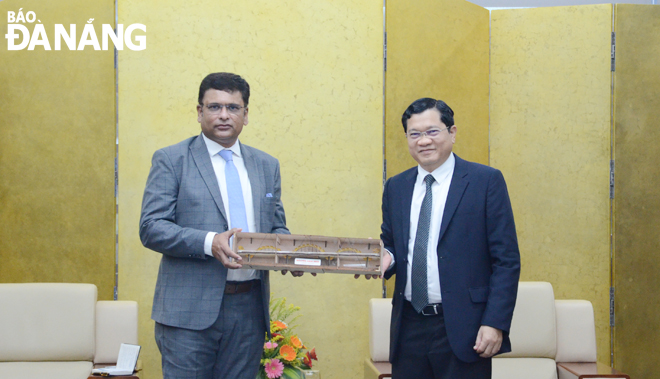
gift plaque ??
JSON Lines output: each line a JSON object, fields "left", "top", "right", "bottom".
{"left": 232, "top": 232, "right": 383, "bottom": 275}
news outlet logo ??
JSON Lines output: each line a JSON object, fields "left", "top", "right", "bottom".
{"left": 5, "top": 8, "right": 146, "bottom": 51}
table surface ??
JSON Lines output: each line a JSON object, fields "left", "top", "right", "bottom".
{"left": 87, "top": 364, "right": 139, "bottom": 379}
{"left": 557, "top": 362, "right": 630, "bottom": 378}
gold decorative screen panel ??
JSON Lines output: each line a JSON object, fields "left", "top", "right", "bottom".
{"left": 490, "top": 5, "right": 613, "bottom": 364}
{"left": 0, "top": 0, "right": 115, "bottom": 300}
{"left": 613, "top": 5, "right": 660, "bottom": 378}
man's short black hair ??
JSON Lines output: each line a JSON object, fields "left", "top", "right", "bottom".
{"left": 198, "top": 72, "right": 250, "bottom": 106}
{"left": 401, "top": 98, "right": 455, "bottom": 132}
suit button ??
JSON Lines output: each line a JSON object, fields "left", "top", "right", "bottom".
{"left": 223, "top": 224, "right": 228, "bottom": 229}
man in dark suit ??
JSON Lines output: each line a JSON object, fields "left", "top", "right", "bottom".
{"left": 380, "top": 98, "right": 520, "bottom": 378}
{"left": 139, "top": 73, "right": 289, "bottom": 379}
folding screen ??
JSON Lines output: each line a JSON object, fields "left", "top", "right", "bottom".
{"left": 613, "top": 5, "right": 660, "bottom": 378}
{"left": 0, "top": 0, "right": 115, "bottom": 300}
{"left": 117, "top": 1, "right": 383, "bottom": 378}
{"left": 116, "top": 2, "right": 658, "bottom": 377}
{"left": 490, "top": 5, "right": 613, "bottom": 364}
{"left": 2, "top": 1, "right": 654, "bottom": 377}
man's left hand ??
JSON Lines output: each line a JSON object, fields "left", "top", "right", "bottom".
{"left": 353, "top": 242, "right": 389, "bottom": 280}
{"left": 473, "top": 325, "right": 503, "bottom": 358}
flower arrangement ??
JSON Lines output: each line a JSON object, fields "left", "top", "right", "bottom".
{"left": 257, "top": 297, "right": 318, "bottom": 379}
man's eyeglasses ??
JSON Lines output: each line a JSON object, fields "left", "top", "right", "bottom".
{"left": 203, "top": 103, "right": 245, "bottom": 115}
{"left": 406, "top": 126, "right": 450, "bottom": 140}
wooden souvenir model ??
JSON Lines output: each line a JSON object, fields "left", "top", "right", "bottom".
{"left": 232, "top": 232, "right": 383, "bottom": 275}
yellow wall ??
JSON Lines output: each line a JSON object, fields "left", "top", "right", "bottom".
{"left": 490, "top": 5, "right": 613, "bottom": 364}
{"left": 385, "top": 0, "right": 490, "bottom": 179}
{"left": 0, "top": 0, "right": 115, "bottom": 300}
{"left": 117, "top": 1, "right": 383, "bottom": 378}
{"left": 613, "top": 5, "right": 660, "bottom": 377}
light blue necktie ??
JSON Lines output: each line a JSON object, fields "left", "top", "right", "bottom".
{"left": 411, "top": 174, "right": 435, "bottom": 313}
{"left": 219, "top": 150, "right": 249, "bottom": 233}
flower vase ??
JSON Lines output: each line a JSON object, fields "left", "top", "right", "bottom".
{"left": 302, "top": 369, "right": 321, "bottom": 379}
{"left": 257, "top": 366, "right": 305, "bottom": 379}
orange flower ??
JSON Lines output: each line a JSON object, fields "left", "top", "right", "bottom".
{"left": 272, "top": 320, "right": 287, "bottom": 332}
{"left": 290, "top": 336, "right": 303, "bottom": 349}
{"left": 279, "top": 345, "right": 296, "bottom": 362}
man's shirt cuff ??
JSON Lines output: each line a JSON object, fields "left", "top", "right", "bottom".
{"left": 204, "top": 232, "right": 216, "bottom": 256}
{"left": 385, "top": 248, "right": 395, "bottom": 270}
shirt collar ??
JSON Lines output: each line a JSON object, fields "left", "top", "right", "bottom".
{"left": 417, "top": 152, "right": 455, "bottom": 184}
{"left": 201, "top": 133, "right": 242, "bottom": 158}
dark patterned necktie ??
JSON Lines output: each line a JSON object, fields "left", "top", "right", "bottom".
{"left": 411, "top": 174, "right": 435, "bottom": 313}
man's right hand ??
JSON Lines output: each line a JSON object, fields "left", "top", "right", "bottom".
{"left": 211, "top": 228, "right": 243, "bottom": 269}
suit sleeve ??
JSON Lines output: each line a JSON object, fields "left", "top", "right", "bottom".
{"left": 380, "top": 178, "right": 397, "bottom": 279}
{"left": 481, "top": 169, "right": 521, "bottom": 333}
{"left": 270, "top": 160, "right": 290, "bottom": 235}
{"left": 139, "top": 149, "right": 208, "bottom": 259}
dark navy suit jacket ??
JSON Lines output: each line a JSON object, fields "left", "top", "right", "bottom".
{"left": 381, "top": 154, "right": 520, "bottom": 363}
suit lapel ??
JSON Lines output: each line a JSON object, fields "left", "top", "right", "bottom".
{"left": 438, "top": 155, "right": 469, "bottom": 242}
{"left": 190, "top": 135, "right": 228, "bottom": 223}
{"left": 400, "top": 168, "right": 417, "bottom": 255}
{"left": 241, "top": 143, "right": 263, "bottom": 233}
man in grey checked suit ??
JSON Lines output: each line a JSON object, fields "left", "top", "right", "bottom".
{"left": 140, "top": 72, "right": 289, "bottom": 379}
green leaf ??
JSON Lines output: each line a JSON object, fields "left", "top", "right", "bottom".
{"left": 255, "top": 367, "right": 268, "bottom": 379}
{"left": 281, "top": 366, "right": 304, "bottom": 379}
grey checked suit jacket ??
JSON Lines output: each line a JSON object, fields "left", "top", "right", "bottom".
{"left": 140, "top": 133, "right": 289, "bottom": 331}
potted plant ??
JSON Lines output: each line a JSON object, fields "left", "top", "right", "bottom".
{"left": 257, "top": 297, "right": 318, "bottom": 379}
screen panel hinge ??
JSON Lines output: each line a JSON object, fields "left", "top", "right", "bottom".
{"left": 610, "top": 286, "right": 615, "bottom": 327}
{"left": 383, "top": 31, "right": 387, "bottom": 72}
{"left": 610, "top": 159, "right": 615, "bottom": 199}
{"left": 611, "top": 32, "right": 616, "bottom": 72}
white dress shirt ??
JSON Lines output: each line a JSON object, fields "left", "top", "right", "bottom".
{"left": 201, "top": 134, "right": 258, "bottom": 281}
{"left": 404, "top": 153, "right": 455, "bottom": 304}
